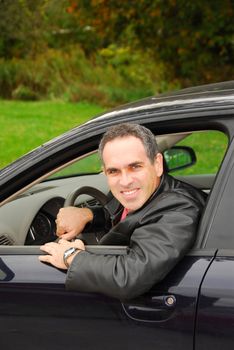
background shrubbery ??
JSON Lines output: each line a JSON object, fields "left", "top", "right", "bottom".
{"left": 0, "top": 45, "right": 177, "bottom": 106}
{"left": 0, "top": 0, "right": 233, "bottom": 106}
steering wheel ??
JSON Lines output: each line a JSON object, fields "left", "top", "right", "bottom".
{"left": 64, "top": 186, "right": 108, "bottom": 208}
{"left": 64, "top": 185, "right": 131, "bottom": 246}
{"left": 64, "top": 186, "right": 108, "bottom": 243}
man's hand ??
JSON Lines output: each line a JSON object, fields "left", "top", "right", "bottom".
{"left": 56, "top": 207, "right": 93, "bottom": 241}
{"left": 39, "top": 239, "right": 85, "bottom": 269}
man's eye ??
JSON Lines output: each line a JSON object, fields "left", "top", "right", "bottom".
{"left": 131, "top": 164, "right": 142, "bottom": 170}
{"left": 107, "top": 169, "right": 118, "bottom": 175}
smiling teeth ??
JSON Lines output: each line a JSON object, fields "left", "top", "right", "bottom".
{"left": 123, "top": 189, "right": 137, "bottom": 195}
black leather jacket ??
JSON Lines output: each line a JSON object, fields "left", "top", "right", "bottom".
{"left": 66, "top": 174, "right": 206, "bottom": 300}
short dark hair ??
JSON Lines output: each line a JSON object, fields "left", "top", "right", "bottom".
{"left": 99, "top": 123, "right": 159, "bottom": 164}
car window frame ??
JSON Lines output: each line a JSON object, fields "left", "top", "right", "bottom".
{"left": 0, "top": 124, "right": 230, "bottom": 252}
{"left": 195, "top": 136, "right": 234, "bottom": 249}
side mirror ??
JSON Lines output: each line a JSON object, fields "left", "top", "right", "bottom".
{"left": 163, "top": 146, "right": 196, "bottom": 172}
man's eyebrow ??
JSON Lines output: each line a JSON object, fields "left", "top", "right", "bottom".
{"left": 128, "top": 161, "right": 144, "bottom": 166}
{"left": 105, "top": 166, "right": 118, "bottom": 172}
{"left": 105, "top": 161, "right": 144, "bottom": 172}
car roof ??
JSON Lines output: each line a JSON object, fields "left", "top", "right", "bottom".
{"left": 86, "top": 80, "right": 234, "bottom": 125}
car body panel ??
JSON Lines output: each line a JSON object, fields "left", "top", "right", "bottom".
{"left": 196, "top": 251, "right": 234, "bottom": 350}
{"left": 0, "top": 248, "right": 216, "bottom": 350}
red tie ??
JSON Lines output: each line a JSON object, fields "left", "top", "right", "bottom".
{"left": 120, "top": 208, "right": 129, "bottom": 221}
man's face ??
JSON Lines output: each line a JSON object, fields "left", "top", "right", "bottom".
{"left": 102, "top": 136, "right": 163, "bottom": 212}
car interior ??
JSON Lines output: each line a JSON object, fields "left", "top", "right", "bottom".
{"left": 0, "top": 129, "right": 228, "bottom": 248}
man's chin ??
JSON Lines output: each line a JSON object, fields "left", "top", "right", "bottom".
{"left": 120, "top": 200, "right": 143, "bottom": 212}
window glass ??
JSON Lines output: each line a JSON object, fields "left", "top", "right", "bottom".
{"left": 171, "top": 130, "right": 228, "bottom": 175}
{"left": 48, "top": 152, "right": 102, "bottom": 179}
{"left": 205, "top": 155, "right": 234, "bottom": 249}
{"left": 48, "top": 130, "right": 228, "bottom": 180}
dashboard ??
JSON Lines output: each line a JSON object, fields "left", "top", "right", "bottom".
{"left": 25, "top": 197, "right": 65, "bottom": 245}
{"left": 0, "top": 173, "right": 108, "bottom": 246}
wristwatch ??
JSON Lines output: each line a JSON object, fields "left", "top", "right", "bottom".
{"left": 63, "top": 247, "right": 79, "bottom": 268}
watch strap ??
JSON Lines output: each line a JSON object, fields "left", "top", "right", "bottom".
{"left": 63, "top": 247, "right": 79, "bottom": 268}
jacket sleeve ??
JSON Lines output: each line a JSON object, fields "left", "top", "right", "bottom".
{"left": 66, "top": 192, "right": 202, "bottom": 300}
{"left": 83, "top": 192, "right": 120, "bottom": 234}
{"left": 83, "top": 206, "right": 109, "bottom": 233}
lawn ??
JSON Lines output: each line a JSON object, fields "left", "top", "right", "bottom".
{"left": 0, "top": 100, "right": 104, "bottom": 168}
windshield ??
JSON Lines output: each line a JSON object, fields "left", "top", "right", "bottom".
{"left": 48, "top": 152, "right": 102, "bottom": 179}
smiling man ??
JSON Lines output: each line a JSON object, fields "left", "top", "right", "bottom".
{"left": 102, "top": 135, "right": 162, "bottom": 212}
{"left": 39, "top": 123, "right": 206, "bottom": 299}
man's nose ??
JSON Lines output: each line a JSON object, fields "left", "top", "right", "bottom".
{"left": 119, "top": 171, "right": 132, "bottom": 187}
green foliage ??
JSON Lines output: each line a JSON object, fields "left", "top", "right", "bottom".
{"left": 0, "top": 0, "right": 233, "bottom": 104}
{"left": 12, "top": 85, "right": 39, "bottom": 101}
{"left": 0, "top": 45, "right": 168, "bottom": 105}
{"left": 0, "top": 0, "right": 50, "bottom": 58}
{"left": 68, "top": 0, "right": 234, "bottom": 85}
{"left": 0, "top": 59, "right": 19, "bottom": 97}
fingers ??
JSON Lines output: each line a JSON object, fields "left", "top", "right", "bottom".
{"left": 72, "top": 239, "right": 85, "bottom": 250}
{"left": 56, "top": 209, "right": 68, "bottom": 235}
{"left": 60, "top": 231, "right": 77, "bottom": 241}
{"left": 38, "top": 254, "right": 51, "bottom": 264}
{"left": 56, "top": 226, "right": 66, "bottom": 237}
{"left": 56, "top": 220, "right": 76, "bottom": 239}
{"left": 38, "top": 239, "right": 85, "bottom": 270}
{"left": 55, "top": 217, "right": 66, "bottom": 236}
{"left": 40, "top": 241, "right": 55, "bottom": 253}
{"left": 55, "top": 208, "right": 80, "bottom": 239}
{"left": 40, "top": 240, "right": 70, "bottom": 250}
{"left": 38, "top": 243, "right": 55, "bottom": 265}
{"left": 39, "top": 241, "right": 67, "bottom": 269}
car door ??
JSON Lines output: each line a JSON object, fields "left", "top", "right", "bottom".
{"left": 195, "top": 138, "right": 234, "bottom": 350}
{"left": 195, "top": 251, "right": 234, "bottom": 350}
{"left": 0, "top": 244, "right": 216, "bottom": 350}
{"left": 0, "top": 246, "right": 128, "bottom": 350}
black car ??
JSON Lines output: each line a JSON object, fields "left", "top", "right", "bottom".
{"left": 0, "top": 81, "right": 234, "bottom": 350}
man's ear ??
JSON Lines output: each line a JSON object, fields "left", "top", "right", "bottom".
{"left": 154, "top": 153, "right": 164, "bottom": 177}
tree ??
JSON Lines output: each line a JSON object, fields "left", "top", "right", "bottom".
{"left": 0, "top": 0, "right": 71, "bottom": 58}
{"left": 67, "top": 0, "right": 234, "bottom": 84}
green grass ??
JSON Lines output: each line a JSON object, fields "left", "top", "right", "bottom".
{"left": 0, "top": 100, "right": 104, "bottom": 168}
{"left": 175, "top": 131, "right": 228, "bottom": 175}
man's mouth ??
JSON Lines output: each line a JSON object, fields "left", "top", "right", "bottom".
{"left": 121, "top": 188, "right": 139, "bottom": 197}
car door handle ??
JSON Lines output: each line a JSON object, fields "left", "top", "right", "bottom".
{"left": 122, "top": 295, "right": 176, "bottom": 322}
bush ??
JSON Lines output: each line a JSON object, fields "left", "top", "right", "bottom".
{"left": 0, "top": 59, "right": 19, "bottom": 98}
{"left": 66, "top": 83, "right": 108, "bottom": 105}
{"left": 0, "top": 45, "right": 175, "bottom": 106}
{"left": 12, "top": 85, "right": 39, "bottom": 101}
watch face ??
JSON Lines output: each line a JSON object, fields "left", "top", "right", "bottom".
{"left": 64, "top": 247, "right": 77, "bottom": 258}
{"left": 64, "top": 247, "right": 78, "bottom": 268}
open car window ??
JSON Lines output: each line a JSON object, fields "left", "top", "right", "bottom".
{"left": 0, "top": 129, "right": 229, "bottom": 248}
{"left": 46, "top": 130, "right": 228, "bottom": 181}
